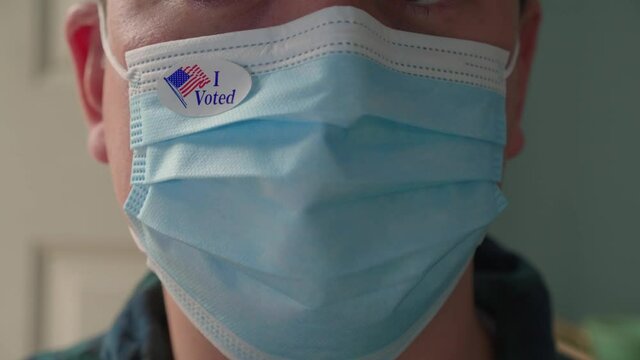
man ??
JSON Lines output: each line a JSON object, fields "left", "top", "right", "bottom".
{"left": 32, "top": 0, "right": 561, "bottom": 359}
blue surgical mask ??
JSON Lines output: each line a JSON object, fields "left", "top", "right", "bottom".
{"left": 99, "top": 3, "right": 518, "bottom": 359}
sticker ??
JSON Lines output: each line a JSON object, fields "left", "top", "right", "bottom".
{"left": 158, "top": 58, "right": 252, "bottom": 117}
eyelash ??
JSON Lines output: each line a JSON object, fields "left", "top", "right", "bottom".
{"left": 402, "top": 0, "right": 443, "bottom": 16}
{"left": 406, "top": 0, "right": 441, "bottom": 4}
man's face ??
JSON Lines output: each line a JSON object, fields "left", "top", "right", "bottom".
{"left": 67, "top": 0, "right": 540, "bottom": 208}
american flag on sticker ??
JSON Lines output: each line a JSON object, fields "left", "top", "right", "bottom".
{"left": 163, "top": 65, "right": 212, "bottom": 108}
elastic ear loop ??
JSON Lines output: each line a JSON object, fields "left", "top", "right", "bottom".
{"left": 96, "top": 0, "right": 132, "bottom": 81}
{"left": 504, "top": 41, "right": 520, "bottom": 79}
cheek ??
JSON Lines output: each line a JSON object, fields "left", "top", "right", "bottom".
{"left": 103, "top": 69, "right": 133, "bottom": 208}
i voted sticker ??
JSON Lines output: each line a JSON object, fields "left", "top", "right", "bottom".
{"left": 157, "top": 58, "right": 252, "bottom": 117}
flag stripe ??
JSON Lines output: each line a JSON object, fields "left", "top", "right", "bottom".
{"left": 180, "top": 78, "right": 201, "bottom": 97}
{"left": 179, "top": 66, "right": 211, "bottom": 97}
{"left": 181, "top": 76, "right": 210, "bottom": 97}
{"left": 181, "top": 81, "right": 201, "bottom": 97}
{"left": 165, "top": 64, "right": 212, "bottom": 101}
{"left": 180, "top": 67, "right": 204, "bottom": 93}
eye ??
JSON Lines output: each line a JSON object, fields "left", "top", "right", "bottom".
{"left": 401, "top": 0, "right": 443, "bottom": 16}
{"left": 405, "top": 0, "right": 441, "bottom": 5}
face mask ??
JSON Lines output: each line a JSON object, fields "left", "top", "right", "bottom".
{"left": 99, "top": 3, "right": 517, "bottom": 359}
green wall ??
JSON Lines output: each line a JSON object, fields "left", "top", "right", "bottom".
{"left": 491, "top": 0, "right": 640, "bottom": 321}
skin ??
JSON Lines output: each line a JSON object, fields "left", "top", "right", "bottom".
{"left": 66, "top": 1, "right": 541, "bottom": 359}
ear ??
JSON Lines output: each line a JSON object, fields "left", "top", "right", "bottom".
{"left": 505, "top": 0, "right": 542, "bottom": 159}
{"left": 66, "top": 2, "right": 108, "bottom": 163}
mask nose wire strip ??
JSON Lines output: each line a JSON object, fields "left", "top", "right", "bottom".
{"left": 504, "top": 41, "right": 520, "bottom": 79}
{"left": 96, "top": 0, "right": 132, "bottom": 81}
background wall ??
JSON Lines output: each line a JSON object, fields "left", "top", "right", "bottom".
{"left": 0, "top": 0, "right": 638, "bottom": 359}
{"left": 491, "top": 0, "right": 640, "bottom": 322}
{"left": 0, "top": 1, "right": 146, "bottom": 359}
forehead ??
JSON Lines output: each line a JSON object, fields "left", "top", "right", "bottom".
{"left": 106, "top": 0, "right": 519, "bottom": 56}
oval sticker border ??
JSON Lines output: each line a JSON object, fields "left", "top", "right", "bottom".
{"left": 157, "top": 58, "right": 252, "bottom": 117}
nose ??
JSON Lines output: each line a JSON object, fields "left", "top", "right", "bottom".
{"left": 256, "top": 0, "right": 401, "bottom": 29}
